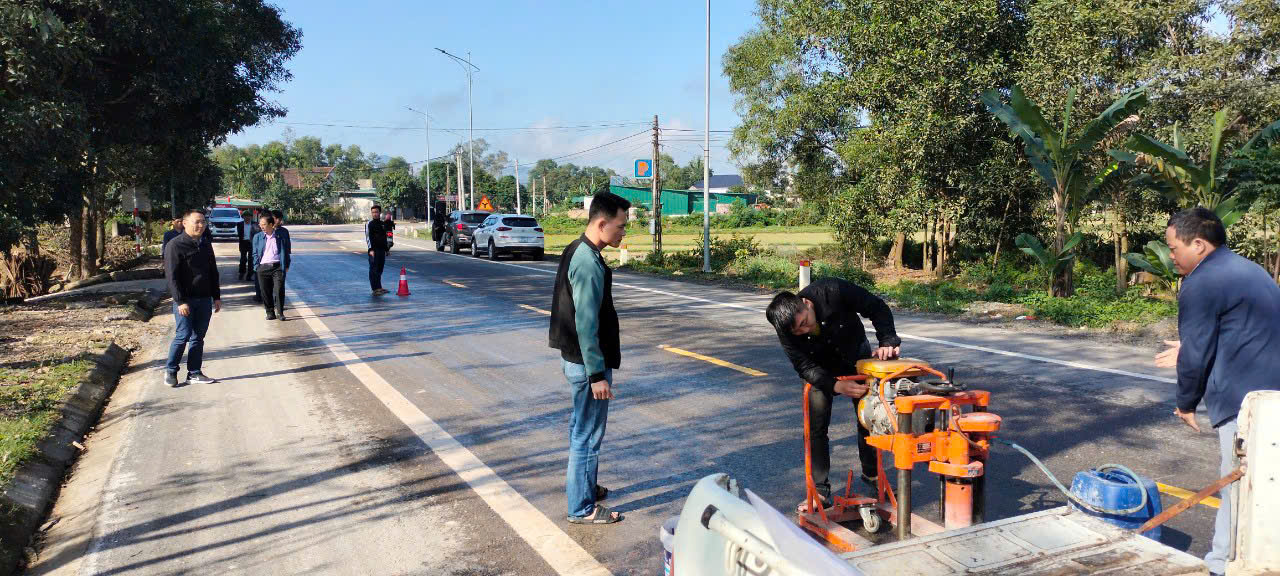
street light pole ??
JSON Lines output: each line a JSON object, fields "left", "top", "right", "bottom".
{"left": 702, "top": 0, "right": 712, "bottom": 273}
{"left": 436, "top": 47, "right": 480, "bottom": 210}
{"left": 406, "top": 106, "right": 431, "bottom": 224}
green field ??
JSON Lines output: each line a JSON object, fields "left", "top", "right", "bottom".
{"left": 545, "top": 229, "right": 834, "bottom": 260}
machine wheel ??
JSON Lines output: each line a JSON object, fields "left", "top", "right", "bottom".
{"left": 488, "top": 240, "right": 499, "bottom": 261}
{"left": 859, "top": 506, "right": 883, "bottom": 533}
{"left": 449, "top": 236, "right": 458, "bottom": 254}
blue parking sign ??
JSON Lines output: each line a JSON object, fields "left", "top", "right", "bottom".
{"left": 635, "top": 159, "right": 653, "bottom": 179}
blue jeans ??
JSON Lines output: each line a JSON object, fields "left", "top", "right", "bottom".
{"left": 166, "top": 297, "right": 213, "bottom": 374}
{"left": 564, "top": 360, "right": 611, "bottom": 518}
{"left": 1205, "top": 418, "right": 1238, "bottom": 574}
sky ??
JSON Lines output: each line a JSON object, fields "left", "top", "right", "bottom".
{"left": 225, "top": 0, "right": 763, "bottom": 181}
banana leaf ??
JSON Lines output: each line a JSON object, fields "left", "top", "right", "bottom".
{"left": 1071, "top": 87, "right": 1148, "bottom": 157}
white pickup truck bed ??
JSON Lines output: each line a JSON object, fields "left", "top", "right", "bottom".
{"left": 840, "top": 506, "right": 1205, "bottom": 575}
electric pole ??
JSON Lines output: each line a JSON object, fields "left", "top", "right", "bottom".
{"left": 456, "top": 152, "right": 465, "bottom": 211}
{"left": 531, "top": 175, "right": 537, "bottom": 215}
{"left": 446, "top": 161, "right": 452, "bottom": 213}
{"left": 542, "top": 175, "right": 547, "bottom": 214}
{"left": 515, "top": 158, "right": 521, "bottom": 214}
{"left": 702, "top": 0, "right": 712, "bottom": 273}
{"left": 652, "top": 115, "right": 662, "bottom": 256}
{"left": 406, "top": 106, "right": 431, "bottom": 223}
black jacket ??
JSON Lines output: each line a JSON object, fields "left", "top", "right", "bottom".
{"left": 549, "top": 236, "right": 621, "bottom": 381}
{"left": 777, "top": 277, "right": 900, "bottom": 395}
{"left": 164, "top": 233, "right": 221, "bottom": 305}
{"left": 365, "top": 219, "right": 387, "bottom": 251}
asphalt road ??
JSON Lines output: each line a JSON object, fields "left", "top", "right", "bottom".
{"left": 32, "top": 224, "right": 1223, "bottom": 575}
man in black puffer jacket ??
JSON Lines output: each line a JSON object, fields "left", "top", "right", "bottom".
{"left": 766, "top": 277, "right": 901, "bottom": 510}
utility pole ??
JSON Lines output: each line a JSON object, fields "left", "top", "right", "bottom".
{"left": 406, "top": 106, "right": 431, "bottom": 223}
{"left": 515, "top": 158, "right": 521, "bottom": 214}
{"left": 531, "top": 175, "right": 537, "bottom": 215}
{"left": 702, "top": 0, "right": 712, "bottom": 273}
{"left": 652, "top": 114, "right": 662, "bottom": 255}
{"left": 542, "top": 175, "right": 547, "bottom": 214}
{"left": 446, "top": 161, "right": 452, "bottom": 213}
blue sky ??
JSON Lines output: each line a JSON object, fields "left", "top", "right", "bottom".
{"left": 226, "top": 0, "right": 761, "bottom": 180}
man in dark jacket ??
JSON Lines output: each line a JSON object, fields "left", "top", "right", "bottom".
{"left": 365, "top": 205, "right": 388, "bottom": 295}
{"left": 163, "top": 209, "right": 222, "bottom": 387}
{"left": 549, "top": 191, "right": 630, "bottom": 525}
{"left": 162, "top": 218, "right": 183, "bottom": 250}
{"left": 766, "top": 277, "right": 902, "bottom": 509}
{"left": 237, "top": 210, "right": 256, "bottom": 280}
{"left": 252, "top": 213, "right": 291, "bottom": 320}
{"left": 1153, "top": 207, "right": 1280, "bottom": 575}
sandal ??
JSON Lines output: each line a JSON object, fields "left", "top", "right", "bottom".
{"left": 568, "top": 505, "right": 624, "bottom": 525}
{"left": 595, "top": 485, "right": 609, "bottom": 502}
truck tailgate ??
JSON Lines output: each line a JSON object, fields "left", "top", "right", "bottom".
{"left": 841, "top": 507, "right": 1205, "bottom": 575}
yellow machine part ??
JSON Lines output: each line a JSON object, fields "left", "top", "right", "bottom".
{"left": 855, "top": 358, "right": 934, "bottom": 380}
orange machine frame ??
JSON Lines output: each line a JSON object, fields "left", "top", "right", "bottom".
{"left": 796, "top": 363, "right": 1001, "bottom": 551}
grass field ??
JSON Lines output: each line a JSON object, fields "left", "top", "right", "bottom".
{"left": 545, "top": 229, "right": 834, "bottom": 260}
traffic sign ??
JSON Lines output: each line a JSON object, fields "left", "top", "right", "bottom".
{"left": 635, "top": 159, "right": 653, "bottom": 179}
{"left": 477, "top": 195, "right": 494, "bottom": 211}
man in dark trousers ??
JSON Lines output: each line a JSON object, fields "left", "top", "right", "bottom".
{"left": 252, "top": 213, "right": 291, "bottom": 320}
{"left": 1153, "top": 207, "right": 1280, "bottom": 576}
{"left": 365, "top": 205, "right": 389, "bottom": 295}
{"left": 766, "top": 277, "right": 902, "bottom": 511}
{"left": 237, "top": 210, "right": 255, "bottom": 280}
{"left": 549, "top": 191, "right": 630, "bottom": 526}
{"left": 163, "top": 209, "right": 221, "bottom": 387}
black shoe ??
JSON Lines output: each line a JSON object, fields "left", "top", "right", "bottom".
{"left": 164, "top": 371, "right": 179, "bottom": 387}
{"left": 187, "top": 372, "right": 217, "bottom": 384}
{"left": 266, "top": 312, "right": 277, "bottom": 320}
{"left": 276, "top": 310, "right": 285, "bottom": 321}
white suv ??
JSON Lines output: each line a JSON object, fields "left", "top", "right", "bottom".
{"left": 472, "top": 214, "right": 545, "bottom": 261}
{"left": 207, "top": 207, "right": 245, "bottom": 242}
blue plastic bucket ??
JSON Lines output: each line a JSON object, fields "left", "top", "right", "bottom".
{"left": 1069, "top": 468, "right": 1163, "bottom": 541}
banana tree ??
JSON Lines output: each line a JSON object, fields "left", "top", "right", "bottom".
{"left": 1125, "top": 240, "right": 1179, "bottom": 295}
{"left": 1016, "top": 232, "right": 1084, "bottom": 297}
{"left": 1124, "top": 109, "right": 1248, "bottom": 226}
{"left": 983, "top": 85, "right": 1148, "bottom": 297}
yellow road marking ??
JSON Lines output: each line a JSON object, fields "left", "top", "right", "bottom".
{"left": 1157, "top": 482, "right": 1220, "bottom": 509}
{"left": 658, "top": 345, "right": 767, "bottom": 377}
{"left": 519, "top": 304, "right": 551, "bottom": 316}
{"left": 443, "top": 280, "right": 467, "bottom": 288}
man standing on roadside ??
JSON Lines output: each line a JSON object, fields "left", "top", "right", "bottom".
{"left": 163, "top": 209, "right": 221, "bottom": 387}
{"left": 1153, "top": 207, "right": 1280, "bottom": 576}
{"left": 237, "top": 210, "right": 255, "bottom": 281}
{"left": 549, "top": 191, "right": 630, "bottom": 525}
{"left": 765, "top": 277, "right": 902, "bottom": 512}
{"left": 252, "top": 213, "right": 291, "bottom": 320}
{"left": 365, "top": 205, "right": 389, "bottom": 295}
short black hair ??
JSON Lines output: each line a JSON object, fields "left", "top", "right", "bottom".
{"left": 271, "top": 209, "right": 283, "bottom": 220}
{"left": 588, "top": 192, "right": 630, "bottom": 222}
{"left": 182, "top": 208, "right": 205, "bottom": 219}
{"left": 766, "top": 291, "right": 805, "bottom": 334}
{"left": 259, "top": 214, "right": 275, "bottom": 225}
{"left": 371, "top": 204, "right": 382, "bottom": 211}
{"left": 1168, "top": 206, "right": 1226, "bottom": 247}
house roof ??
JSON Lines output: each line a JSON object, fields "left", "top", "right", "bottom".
{"left": 690, "top": 174, "right": 744, "bottom": 190}
{"left": 279, "top": 166, "right": 335, "bottom": 189}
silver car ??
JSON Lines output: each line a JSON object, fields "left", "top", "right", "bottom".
{"left": 471, "top": 214, "right": 545, "bottom": 261}
{"left": 207, "top": 207, "right": 244, "bottom": 242}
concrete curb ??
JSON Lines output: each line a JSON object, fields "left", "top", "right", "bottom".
{"left": 0, "top": 342, "right": 131, "bottom": 575}
{"left": 45, "top": 255, "right": 160, "bottom": 296}
{"left": 127, "top": 288, "right": 165, "bottom": 322}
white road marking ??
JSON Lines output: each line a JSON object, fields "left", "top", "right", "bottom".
{"left": 377, "top": 233, "right": 1179, "bottom": 384}
{"left": 291, "top": 296, "right": 612, "bottom": 576}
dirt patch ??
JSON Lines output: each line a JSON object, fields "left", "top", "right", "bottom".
{"left": 0, "top": 292, "right": 166, "bottom": 369}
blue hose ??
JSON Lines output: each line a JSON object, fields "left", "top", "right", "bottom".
{"left": 994, "top": 438, "right": 1149, "bottom": 516}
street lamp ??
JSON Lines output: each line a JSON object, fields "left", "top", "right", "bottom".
{"left": 406, "top": 106, "right": 432, "bottom": 224}
{"left": 702, "top": 0, "right": 712, "bottom": 273}
{"left": 436, "top": 47, "right": 479, "bottom": 211}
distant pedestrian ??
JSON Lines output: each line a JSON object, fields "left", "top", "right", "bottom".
{"left": 162, "top": 218, "right": 184, "bottom": 250}
{"left": 365, "top": 205, "right": 389, "bottom": 295}
{"left": 252, "top": 213, "right": 291, "bottom": 320}
{"left": 549, "top": 191, "right": 630, "bottom": 525}
{"left": 163, "top": 209, "right": 221, "bottom": 387}
{"left": 1153, "top": 207, "right": 1280, "bottom": 576}
{"left": 237, "top": 211, "right": 256, "bottom": 281}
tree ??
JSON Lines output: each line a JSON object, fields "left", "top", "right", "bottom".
{"left": 983, "top": 85, "right": 1148, "bottom": 296}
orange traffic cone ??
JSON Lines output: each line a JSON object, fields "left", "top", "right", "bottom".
{"left": 396, "top": 266, "right": 411, "bottom": 296}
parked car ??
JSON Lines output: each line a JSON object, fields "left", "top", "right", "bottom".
{"left": 471, "top": 214, "right": 545, "bottom": 261}
{"left": 437, "top": 210, "right": 490, "bottom": 253}
{"left": 207, "top": 207, "right": 244, "bottom": 242}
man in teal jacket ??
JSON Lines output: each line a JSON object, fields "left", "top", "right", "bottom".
{"left": 549, "top": 190, "right": 630, "bottom": 525}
